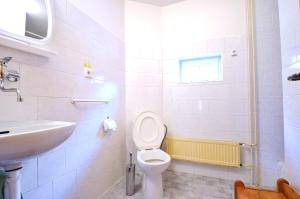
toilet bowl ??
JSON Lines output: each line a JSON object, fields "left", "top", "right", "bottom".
{"left": 132, "top": 111, "right": 171, "bottom": 199}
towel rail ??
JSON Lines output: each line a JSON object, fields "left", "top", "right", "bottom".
{"left": 71, "top": 98, "right": 111, "bottom": 104}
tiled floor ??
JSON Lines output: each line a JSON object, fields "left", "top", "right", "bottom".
{"left": 100, "top": 170, "right": 234, "bottom": 199}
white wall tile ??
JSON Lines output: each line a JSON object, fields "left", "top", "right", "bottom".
{"left": 21, "top": 158, "right": 38, "bottom": 192}
{"left": 0, "top": 95, "right": 37, "bottom": 121}
{"left": 125, "top": 0, "right": 284, "bottom": 188}
{"left": 192, "top": 40, "right": 208, "bottom": 56}
{"left": 254, "top": 0, "right": 284, "bottom": 188}
{"left": 0, "top": 1, "right": 125, "bottom": 198}
{"left": 20, "top": 64, "right": 76, "bottom": 97}
{"left": 126, "top": 0, "right": 254, "bottom": 184}
{"left": 23, "top": 183, "right": 53, "bottom": 199}
{"left": 53, "top": 171, "right": 76, "bottom": 199}
{"left": 38, "top": 149, "right": 67, "bottom": 185}
{"left": 37, "top": 97, "right": 80, "bottom": 122}
{"left": 207, "top": 38, "right": 225, "bottom": 54}
{"left": 225, "top": 36, "right": 246, "bottom": 53}
{"left": 65, "top": 140, "right": 100, "bottom": 171}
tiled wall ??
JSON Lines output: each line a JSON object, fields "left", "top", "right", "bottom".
{"left": 161, "top": 0, "right": 252, "bottom": 182}
{"left": 0, "top": 1, "right": 125, "bottom": 198}
{"left": 68, "top": 0, "right": 124, "bottom": 40}
{"left": 126, "top": 0, "right": 252, "bottom": 182}
{"left": 126, "top": 0, "right": 285, "bottom": 187}
{"left": 162, "top": 38, "right": 251, "bottom": 182}
{"left": 278, "top": 0, "right": 300, "bottom": 191}
{"left": 125, "top": 1, "right": 163, "bottom": 160}
{"left": 253, "top": 0, "right": 284, "bottom": 187}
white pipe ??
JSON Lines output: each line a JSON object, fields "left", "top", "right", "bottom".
{"left": 245, "top": 0, "right": 260, "bottom": 186}
{"left": 4, "top": 169, "right": 22, "bottom": 199}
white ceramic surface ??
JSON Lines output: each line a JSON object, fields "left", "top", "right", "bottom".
{"left": 137, "top": 149, "right": 170, "bottom": 199}
{"left": 0, "top": 121, "right": 76, "bottom": 161}
{"left": 132, "top": 111, "right": 170, "bottom": 199}
{"left": 132, "top": 111, "right": 165, "bottom": 150}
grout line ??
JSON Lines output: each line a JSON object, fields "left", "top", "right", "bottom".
{"left": 36, "top": 96, "right": 39, "bottom": 120}
{"left": 97, "top": 176, "right": 125, "bottom": 199}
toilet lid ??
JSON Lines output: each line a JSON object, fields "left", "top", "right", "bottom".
{"left": 132, "top": 111, "right": 165, "bottom": 150}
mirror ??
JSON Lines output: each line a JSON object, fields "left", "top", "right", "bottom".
{"left": 0, "top": 0, "right": 52, "bottom": 43}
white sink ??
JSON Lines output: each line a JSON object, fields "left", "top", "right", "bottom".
{"left": 0, "top": 120, "right": 76, "bottom": 161}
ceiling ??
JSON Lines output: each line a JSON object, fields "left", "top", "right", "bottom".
{"left": 129, "top": 0, "right": 186, "bottom": 6}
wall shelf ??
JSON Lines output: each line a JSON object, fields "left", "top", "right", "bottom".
{"left": 0, "top": 35, "right": 57, "bottom": 58}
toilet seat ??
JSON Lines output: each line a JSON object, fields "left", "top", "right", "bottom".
{"left": 137, "top": 149, "right": 170, "bottom": 165}
{"left": 132, "top": 112, "right": 170, "bottom": 199}
{"left": 132, "top": 111, "right": 165, "bottom": 150}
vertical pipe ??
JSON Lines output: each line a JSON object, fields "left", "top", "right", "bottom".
{"left": 5, "top": 170, "right": 21, "bottom": 199}
{"left": 245, "top": 0, "right": 260, "bottom": 186}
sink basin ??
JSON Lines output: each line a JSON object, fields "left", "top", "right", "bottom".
{"left": 0, "top": 120, "right": 76, "bottom": 161}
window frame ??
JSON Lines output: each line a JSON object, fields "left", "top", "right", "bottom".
{"left": 179, "top": 54, "right": 223, "bottom": 83}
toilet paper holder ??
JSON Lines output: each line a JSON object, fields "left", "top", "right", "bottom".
{"left": 103, "top": 116, "right": 117, "bottom": 132}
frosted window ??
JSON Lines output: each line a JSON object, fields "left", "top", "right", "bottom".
{"left": 179, "top": 55, "right": 223, "bottom": 82}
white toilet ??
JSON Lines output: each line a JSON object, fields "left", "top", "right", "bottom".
{"left": 132, "top": 111, "right": 171, "bottom": 199}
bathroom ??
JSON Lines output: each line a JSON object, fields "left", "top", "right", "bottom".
{"left": 0, "top": 0, "right": 298, "bottom": 198}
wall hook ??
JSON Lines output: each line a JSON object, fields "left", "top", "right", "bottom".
{"left": 288, "top": 73, "right": 300, "bottom": 81}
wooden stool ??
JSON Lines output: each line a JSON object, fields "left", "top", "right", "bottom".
{"left": 234, "top": 179, "right": 300, "bottom": 199}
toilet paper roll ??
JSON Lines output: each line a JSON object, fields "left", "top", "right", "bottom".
{"left": 103, "top": 118, "right": 117, "bottom": 132}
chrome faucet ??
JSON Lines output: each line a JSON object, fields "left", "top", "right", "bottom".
{"left": 0, "top": 57, "right": 23, "bottom": 102}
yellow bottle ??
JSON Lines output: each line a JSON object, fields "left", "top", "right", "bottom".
{"left": 84, "top": 63, "right": 92, "bottom": 78}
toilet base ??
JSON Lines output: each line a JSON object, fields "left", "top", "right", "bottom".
{"left": 143, "top": 174, "right": 163, "bottom": 199}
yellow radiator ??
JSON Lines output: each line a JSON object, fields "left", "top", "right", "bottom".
{"left": 164, "top": 137, "right": 241, "bottom": 168}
